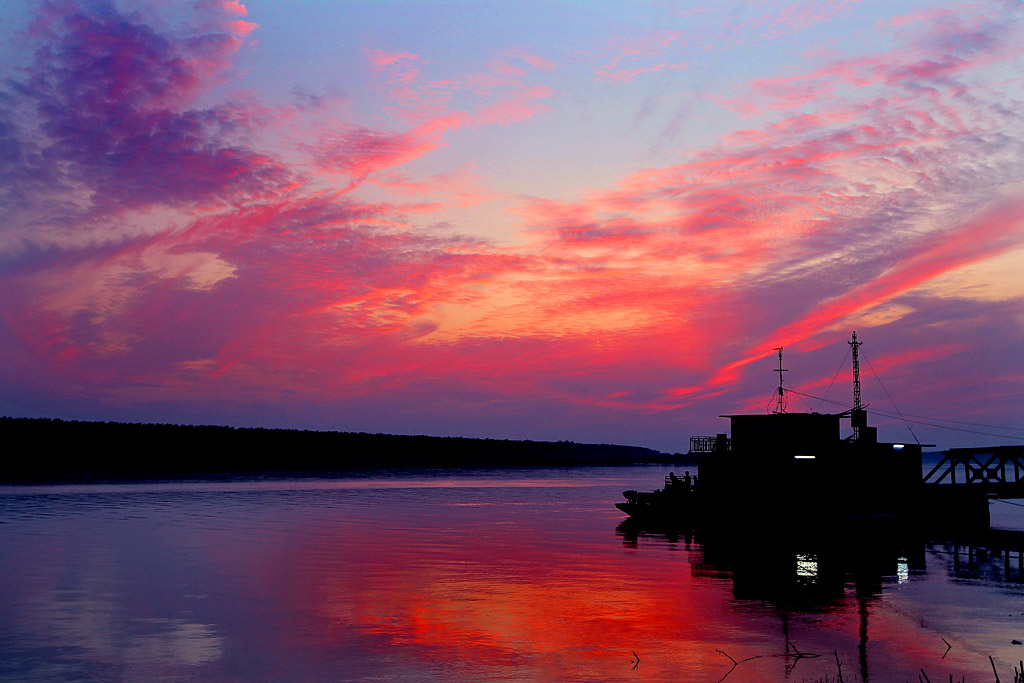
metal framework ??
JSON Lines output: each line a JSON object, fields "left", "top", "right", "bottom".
{"left": 848, "top": 331, "right": 863, "bottom": 441}
{"left": 924, "top": 445, "right": 1024, "bottom": 497}
{"left": 849, "top": 331, "right": 862, "bottom": 410}
{"left": 773, "top": 347, "right": 787, "bottom": 413}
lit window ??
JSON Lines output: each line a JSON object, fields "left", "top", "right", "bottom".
{"left": 796, "top": 553, "right": 818, "bottom": 578}
{"left": 897, "top": 557, "right": 909, "bottom": 584}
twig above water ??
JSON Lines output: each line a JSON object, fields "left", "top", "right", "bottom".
{"left": 715, "top": 649, "right": 739, "bottom": 682}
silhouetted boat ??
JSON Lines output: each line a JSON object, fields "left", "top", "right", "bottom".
{"left": 617, "top": 333, "right": 931, "bottom": 528}
{"left": 615, "top": 471, "right": 700, "bottom": 521}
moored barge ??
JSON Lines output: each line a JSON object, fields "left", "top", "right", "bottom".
{"left": 617, "top": 333, "right": 945, "bottom": 528}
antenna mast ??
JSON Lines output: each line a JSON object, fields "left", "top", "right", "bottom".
{"left": 849, "top": 331, "right": 862, "bottom": 410}
{"left": 773, "top": 347, "right": 787, "bottom": 413}
{"left": 849, "top": 331, "right": 863, "bottom": 440}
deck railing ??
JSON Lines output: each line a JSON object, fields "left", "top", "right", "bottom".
{"left": 689, "top": 435, "right": 730, "bottom": 454}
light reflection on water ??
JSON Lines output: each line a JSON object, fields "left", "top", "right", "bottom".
{"left": 1, "top": 465, "right": 1022, "bottom": 682}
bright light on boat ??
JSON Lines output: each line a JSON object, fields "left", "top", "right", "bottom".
{"left": 794, "top": 455, "right": 815, "bottom": 459}
{"left": 893, "top": 444, "right": 904, "bottom": 450}
{"left": 796, "top": 553, "right": 818, "bottom": 578}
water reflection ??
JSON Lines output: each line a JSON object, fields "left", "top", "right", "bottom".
{"left": 1, "top": 470, "right": 1023, "bottom": 682}
{"left": 617, "top": 516, "right": 1024, "bottom": 682}
{"left": 619, "top": 519, "right": 1024, "bottom": 591}
{"left": 617, "top": 519, "right": 932, "bottom": 604}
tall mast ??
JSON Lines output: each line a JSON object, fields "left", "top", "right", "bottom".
{"left": 849, "top": 331, "right": 862, "bottom": 410}
{"left": 849, "top": 331, "right": 863, "bottom": 440}
{"left": 774, "top": 346, "right": 787, "bottom": 413}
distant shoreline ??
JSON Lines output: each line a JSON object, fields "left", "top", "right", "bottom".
{"left": 2, "top": 416, "right": 693, "bottom": 484}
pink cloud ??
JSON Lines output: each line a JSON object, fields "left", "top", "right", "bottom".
{"left": 367, "top": 49, "right": 421, "bottom": 68}
{"left": 364, "top": 49, "right": 426, "bottom": 102}
{"left": 219, "top": 1, "right": 249, "bottom": 16}
{"left": 747, "top": 0, "right": 855, "bottom": 38}
{"left": 506, "top": 48, "right": 556, "bottom": 72}
{"left": 497, "top": 6, "right": 1024, "bottom": 420}
{"left": 2, "top": 1, "right": 1021, "bottom": 450}
{"left": 0, "top": 0, "right": 291, "bottom": 243}
{"left": 491, "top": 61, "right": 527, "bottom": 79}
{"left": 720, "top": 9, "right": 1014, "bottom": 118}
{"left": 361, "top": 40, "right": 557, "bottom": 133}
{"left": 370, "top": 164, "right": 501, "bottom": 208}
{"left": 702, "top": 197, "right": 1024, "bottom": 392}
{"left": 309, "top": 113, "right": 470, "bottom": 185}
{"left": 225, "top": 19, "right": 258, "bottom": 36}
{"left": 596, "top": 29, "right": 688, "bottom": 83}
{"left": 1, "top": 187, "right": 525, "bottom": 402}
{"left": 475, "top": 86, "right": 554, "bottom": 126}
{"left": 596, "top": 61, "right": 688, "bottom": 83}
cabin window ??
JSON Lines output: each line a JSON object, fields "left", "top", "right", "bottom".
{"left": 796, "top": 554, "right": 818, "bottom": 578}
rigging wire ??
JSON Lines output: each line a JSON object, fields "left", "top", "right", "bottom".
{"left": 787, "top": 388, "right": 1024, "bottom": 441}
{"left": 818, "top": 345, "right": 850, "bottom": 412}
{"left": 781, "top": 349, "right": 1024, "bottom": 433}
{"left": 794, "top": 391, "right": 816, "bottom": 413}
{"left": 788, "top": 390, "right": 850, "bottom": 409}
{"left": 754, "top": 335, "right": 1022, "bottom": 442}
{"left": 864, "top": 410, "right": 1022, "bottom": 441}
{"left": 861, "top": 351, "right": 920, "bottom": 444}
{"left": 863, "top": 412, "right": 1024, "bottom": 434}
{"left": 768, "top": 387, "right": 813, "bottom": 413}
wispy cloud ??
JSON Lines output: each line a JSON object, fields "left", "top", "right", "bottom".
{"left": 1, "top": 0, "right": 1021, "bottom": 447}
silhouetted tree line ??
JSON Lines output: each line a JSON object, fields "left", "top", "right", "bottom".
{"left": 1, "top": 417, "right": 673, "bottom": 482}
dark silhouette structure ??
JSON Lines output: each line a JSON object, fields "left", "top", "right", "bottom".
{"left": 0, "top": 417, "right": 670, "bottom": 483}
{"left": 617, "top": 332, "right": 1023, "bottom": 530}
{"left": 618, "top": 406, "right": 928, "bottom": 526}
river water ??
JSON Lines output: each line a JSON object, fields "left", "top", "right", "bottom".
{"left": 1, "top": 465, "right": 1023, "bottom": 682}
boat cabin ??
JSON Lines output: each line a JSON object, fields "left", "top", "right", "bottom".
{"left": 694, "top": 408, "right": 924, "bottom": 520}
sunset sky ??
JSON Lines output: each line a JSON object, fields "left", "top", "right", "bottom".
{"left": 1, "top": 0, "right": 1022, "bottom": 451}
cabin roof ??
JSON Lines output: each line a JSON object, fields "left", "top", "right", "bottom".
{"left": 719, "top": 412, "right": 837, "bottom": 417}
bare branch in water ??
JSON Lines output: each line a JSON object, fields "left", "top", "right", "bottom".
{"left": 833, "top": 649, "right": 844, "bottom": 683}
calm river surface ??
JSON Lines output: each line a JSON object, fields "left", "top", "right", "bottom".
{"left": 1, "top": 465, "right": 1023, "bottom": 682}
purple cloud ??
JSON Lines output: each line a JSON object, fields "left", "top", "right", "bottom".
{"left": 0, "top": 0, "right": 291, "bottom": 233}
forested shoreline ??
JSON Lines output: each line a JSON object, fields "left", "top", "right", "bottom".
{"left": 2, "top": 417, "right": 679, "bottom": 482}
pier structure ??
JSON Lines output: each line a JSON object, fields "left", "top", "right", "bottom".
{"left": 942, "top": 531, "right": 1024, "bottom": 582}
{"left": 924, "top": 445, "right": 1024, "bottom": 497}
{"left": 920, "top": 445, "right": 1024, "bottom": 529}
